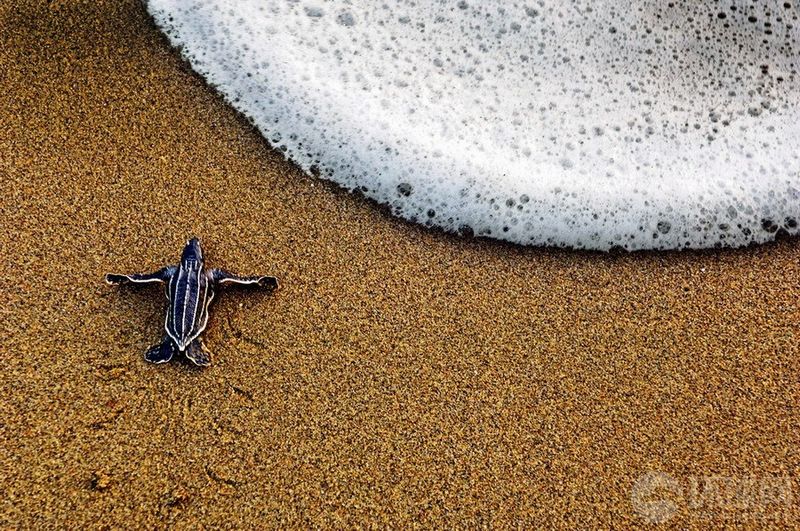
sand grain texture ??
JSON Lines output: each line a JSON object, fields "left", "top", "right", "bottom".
{"left": 1, "top": 2, "right": 798, "bottom": 528}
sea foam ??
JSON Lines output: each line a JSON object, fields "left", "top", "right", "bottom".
{"left": 145, "top": 0, "right": 800, "bottom": 250}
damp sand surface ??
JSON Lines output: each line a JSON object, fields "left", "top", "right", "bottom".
{"left": 0, "top": 2, "right": 798, "bottom": 527}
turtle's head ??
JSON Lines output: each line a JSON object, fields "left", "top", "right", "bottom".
{"left": 181, "top": 237, "right": 204, "bottom": 265}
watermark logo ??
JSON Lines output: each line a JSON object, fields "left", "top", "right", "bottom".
{"left": 631, "top": 471, "right": 682, "bottom": 523}
{"left": 631, "top": 471, "right": 795, "bottom": 523}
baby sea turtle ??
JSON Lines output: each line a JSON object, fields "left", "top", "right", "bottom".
{"left": 105, "top": 238, "right": 278, "bottom": 367}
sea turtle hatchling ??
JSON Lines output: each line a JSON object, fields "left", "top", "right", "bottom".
{"left": 105, "top": 238, "right": 278, "bottom": 366}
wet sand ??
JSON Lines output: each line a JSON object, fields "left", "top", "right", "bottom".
{"left": 1, "top": 1, "right": 798, "bottom": 527}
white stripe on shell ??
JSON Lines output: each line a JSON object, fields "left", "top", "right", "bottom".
{"left": 180, "top": 265, "right": 191, "bottom": 342}
{"left": 165, "top": 271, "right": 181, "bottom": 346}
{"left": 174, "top": 265, "right": 186, "bottom": 339}
{"left": 181, "top": 287, "right": 214, "bottom": 349}
{"left": 188, "top": 263, "right": 202, "bottom": 342}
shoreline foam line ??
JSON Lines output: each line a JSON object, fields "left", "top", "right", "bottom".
{"left": 144, "top": 0, "right": 800, "bottom": 250}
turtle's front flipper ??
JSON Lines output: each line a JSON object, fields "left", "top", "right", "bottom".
{"left": 185, "top": 338, "right": 212, "bottom": 367}
{"left": 209, "top": 269, "right": 279, "bottom": 290}
{"left": 105, "top": 266, "right": 177, "bottom": 285}
{"left": 144, "top": 337, "right": 175, "bottom": 364}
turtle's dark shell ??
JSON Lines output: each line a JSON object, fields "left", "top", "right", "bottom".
{"left": 164, "top": 239, "right": 214, "bottom": 351}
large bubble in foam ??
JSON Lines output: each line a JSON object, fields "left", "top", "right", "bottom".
{"left": 145, "top": 0, "right": 800, "bottom": 250}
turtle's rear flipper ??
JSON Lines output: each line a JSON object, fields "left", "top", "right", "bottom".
{"left": 185, "top": 338, "right": 212, "bottom": 367}
{"left": 144, "top": 338, "right": 175, "bottom": 364}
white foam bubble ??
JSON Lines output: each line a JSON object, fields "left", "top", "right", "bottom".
{"left": 145, "top": 0, "right": 800, "bottom": 250}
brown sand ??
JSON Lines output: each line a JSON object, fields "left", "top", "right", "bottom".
{"left": 1, "top": 1, "right": 798, "bottom": 527}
